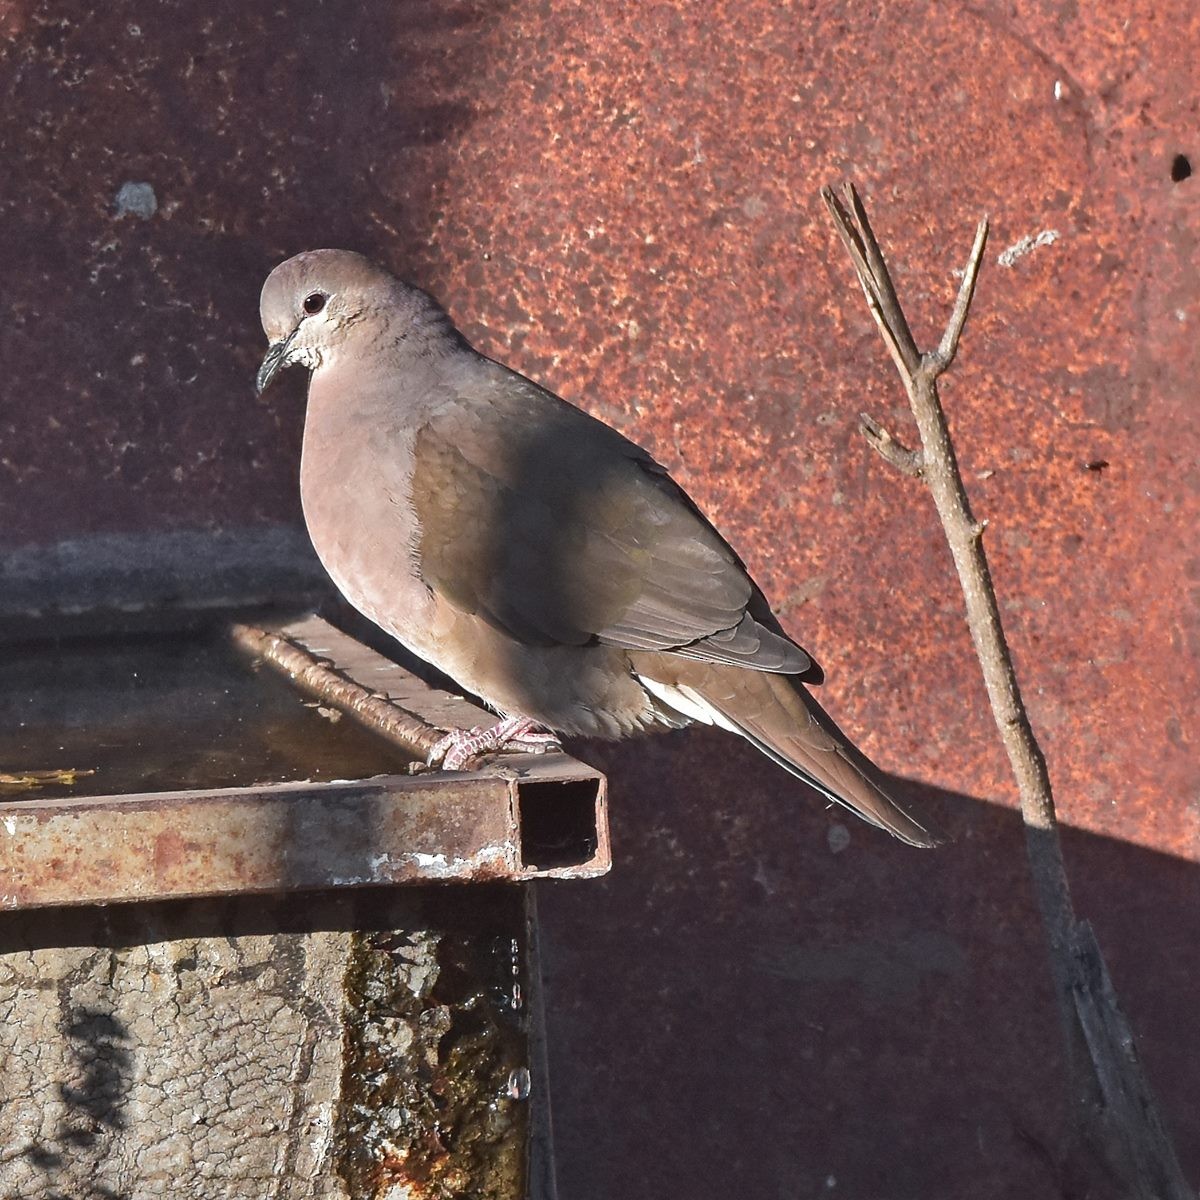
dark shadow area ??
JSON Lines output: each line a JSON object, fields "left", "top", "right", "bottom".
{"left": 0, "top": 0, "right": 511, "bottom": 581}
{"left": 57, "top": 1010, "right": 132, "bottom": 1142}
{"left": 535, "top": 727, "right": 1200, "bottom": 1200}
{"left": 0, "top": 882, "right": 525, "bottom": 957}
{"left": 22, "top": 1005, "right": 132, "bottom": 1200}
{"left": 518, "top": 777, "right": 601, "bottom": 871}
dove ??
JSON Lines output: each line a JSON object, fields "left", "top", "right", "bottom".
{"left": 256, "top": 249, "right": 936, "bottom": 846}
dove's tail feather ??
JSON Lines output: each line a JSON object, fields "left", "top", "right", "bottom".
{"left": 633, "top": 656, "right": 940, "bottom": 848}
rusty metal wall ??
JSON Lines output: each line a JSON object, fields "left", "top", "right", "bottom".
{"left": 2, "top": 2, "right": 1197, "bottom": 1197}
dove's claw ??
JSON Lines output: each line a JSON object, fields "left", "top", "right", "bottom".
{"left": 426, "top": 716, "right": 562, "bottom": 771}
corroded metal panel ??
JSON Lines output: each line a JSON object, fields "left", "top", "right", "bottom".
{"left": 0, "top": 0, "right": 1195, "bottom": 1195}
{"left": 0, "top": 619, "right": 609, "bottom": 908}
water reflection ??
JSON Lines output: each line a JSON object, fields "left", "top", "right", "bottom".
{"left": 0, "top": 631, "right": 413, "bottom": 800}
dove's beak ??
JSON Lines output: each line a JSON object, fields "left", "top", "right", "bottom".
{"left": 255, "top": 328, "right": 299, "bottom": 395}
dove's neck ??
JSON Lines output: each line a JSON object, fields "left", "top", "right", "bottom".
{"left": 307, "top": 329, "right": 463, "bottom": 436}
{"left": 306, "top": 281, "right": 470, "bottom": 430}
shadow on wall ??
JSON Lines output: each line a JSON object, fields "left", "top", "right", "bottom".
{"left": 22, "top": 1005, "right": 132, "bottom": 1200}
{"left": 538, "top": 728, "right": 1200, "bottom": 1200}
{"left": 0, "top": 0, "right": 510, "bottom": 549}
{"left": 1, "top": 723, "right": 1195, "bottom": 1200}
{"left": 302, "top": 602, "right": 1200, "bottom": 1199}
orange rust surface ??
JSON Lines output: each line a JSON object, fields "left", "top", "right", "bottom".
{"left": 0, "top": 777, "right": 527, "bottom": 908}
{"left": 1, "top": 1, "right": 1197, "bottom": 1195}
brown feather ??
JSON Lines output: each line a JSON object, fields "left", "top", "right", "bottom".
{"left": 632, "top": 654, "right": 939, "bottom": 847}
{"left": 410, "top": 362, "right": 816, "bottom": 674}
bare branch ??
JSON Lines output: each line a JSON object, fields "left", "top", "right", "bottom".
{"left": 930, "top": 217, "right": 989, "bottom": 376}
{"left": 231, "top": 622, "right": 444, "bottom": 761}
{"left": 821, "top": 186, "right": 920, "bottom": 380}
{"left": 842, "top": 184, "right": 922, "bottom": 374}
{"left": 824, "top": 183, "right": 1194, "bottom": 1200}
{"left": 859, "top": 413, "right": 924, "bottom": 476}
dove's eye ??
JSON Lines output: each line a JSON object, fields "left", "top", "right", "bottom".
{"left": 303, "top": 292, "right": 327, "bottom": 315}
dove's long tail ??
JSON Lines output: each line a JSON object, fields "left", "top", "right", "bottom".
{"left": 632, "top": 655, "right": 939, "bottom": 848}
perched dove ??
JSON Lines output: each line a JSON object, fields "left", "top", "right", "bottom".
{"left": 257, "top": 250, "right": 936, "bottom": 846}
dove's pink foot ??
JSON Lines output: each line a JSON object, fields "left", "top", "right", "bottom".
{"left": 426, "top": 715, "right": 562, "bottom": 771}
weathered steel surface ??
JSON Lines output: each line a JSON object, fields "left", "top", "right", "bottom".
{"left": 1, "top": 620, "right": 609, "bottom": 908}
{"left": 0, "top": 0, "right": 1196, "bottom": 1196}
{"left": 0, "top": 885, "right": 536, "bottom": 1200}
{"left": 3, "top": 776, "right": 517, "bottom": 909}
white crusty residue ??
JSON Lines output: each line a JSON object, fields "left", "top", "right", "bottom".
{"left": 997, "top": 229, "right": 1060, "bottom": 268}
{"left": 365, "top": 845, "right": 511, "bottom": 880}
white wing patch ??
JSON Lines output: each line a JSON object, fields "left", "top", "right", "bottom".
{"left": 637, "top": 675, "right": 741, "bottom": 734}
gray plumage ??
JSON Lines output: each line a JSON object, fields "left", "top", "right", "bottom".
{"left": 257, "top": 249, "right": 937, "bottom": 847}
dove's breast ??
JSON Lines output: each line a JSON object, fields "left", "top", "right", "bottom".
{"left": 297, "top": 363, "right": 657, "bottom": 737}
{"left": 299, "top": 369, "right": 440, "bottom": 656}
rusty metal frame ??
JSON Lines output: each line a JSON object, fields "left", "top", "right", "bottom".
{"left": 1, "top": 616, "right": 609, "bottom": 910}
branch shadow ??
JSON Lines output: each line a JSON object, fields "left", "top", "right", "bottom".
{"left": 536, "top": 726, "right": 1200, "bottom": 1200}
{"left": 19, "top": 1005, "right": 132, "bottom": 1200}
{"left": 0, "top": 0, "right": 513, "bottom": 556}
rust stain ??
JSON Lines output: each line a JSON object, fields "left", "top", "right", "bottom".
{"left": 151, "top": 829, "right": 189, "bottom": 875}
{"left": 0, "top": 0, "right": 1196, "bottom": 1194}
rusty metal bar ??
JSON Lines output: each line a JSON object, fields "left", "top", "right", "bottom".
{"left": 1, "top": 617, "right": 609, "bottom": 909}
{"left": 2, "top": 775, "right": 508, "bottom": 909}
{"left": 231, "top": 619, "right": 448, "bottom": 761}
{"left": 237, "top": 615, "right": 612, "bottom": 876}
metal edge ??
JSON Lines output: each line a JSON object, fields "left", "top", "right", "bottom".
{"left": 242, "top": 616, "right": 613, "bottom": 881}
{"left": 0, "top": 615, "right": 612, "bottom": 909}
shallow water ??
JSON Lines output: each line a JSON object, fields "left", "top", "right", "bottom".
{"left": 0, "top": 631, "right": 414, "bottom": 801}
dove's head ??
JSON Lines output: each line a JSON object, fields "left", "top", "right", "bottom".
{"left": 256, "top": 249, "right": 453, "bottom": 394}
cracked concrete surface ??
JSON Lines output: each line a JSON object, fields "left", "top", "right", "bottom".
{"left": 1, "top": 928, "right": 345, "bottom": 1199}
{"left": 0, "top": 889, "right": 530, "bottom": 1199}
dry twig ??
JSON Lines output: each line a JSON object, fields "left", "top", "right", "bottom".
{"left": 230, "top": 622, "right": 444, "bottom": 761}
{"left": 822, "top": 182, "right": 1193, "bottom": 1200}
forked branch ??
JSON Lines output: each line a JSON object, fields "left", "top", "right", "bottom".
{"left": 822, "top": 182, "right": 1193, "bottom": 1200}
